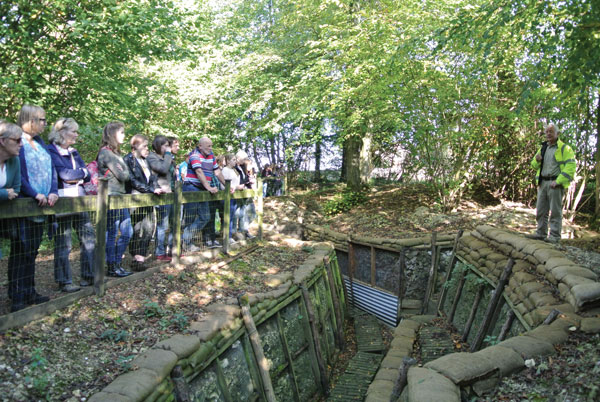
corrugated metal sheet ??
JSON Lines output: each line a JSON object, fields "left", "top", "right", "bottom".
{"left": 344, "top": 277, "right": 398, "bottom": 326}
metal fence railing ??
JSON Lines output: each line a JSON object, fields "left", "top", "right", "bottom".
{"left": 0, "top": 178, "right": 264, "bottom": 322}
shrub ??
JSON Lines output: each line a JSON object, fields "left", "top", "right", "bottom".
{"left": 323, "top": 188, "right": 368, "bottom": 216}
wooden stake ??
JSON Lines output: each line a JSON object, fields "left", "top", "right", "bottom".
{"left": 257, "top": 178, "right": 263, "bottom": 240}
{"left": 171, "top": 365, "right": 192, "bottom": 402}
{"left": 94, "top": 179, "right": 108, "bottom": 296}
{"left": 238, "top": 294, "right": 277, "bottom": 402}
{"left": 497, "top": 310, "right": 515, "bottom": 342}
{"left": 461, "top": 284, "right": 485, "bottom": 343}
{"left": 470, "top": 258, "right": 514, "bottom": 352}
{"left": 301, "top": 285, "right": 330, "bottom": 394}
{"left": 542, "top": 308, "right": 561, "bottom": 325}
{"left": 391, "top": 357, "right": 417, "bottom": 400}
{"left": 421, "top": 232, "right": 437, "bottom": 314}
{"left": 437, "top": 229, "right": 464, "bottom": 314}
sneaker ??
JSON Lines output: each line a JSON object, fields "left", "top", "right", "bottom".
{"left": 210, "top": 239, "right": 222, "bottom": 249}
{"left": 60, "top": 284, "right": 81, "bottom": 293}
{"left": 544, "top": 237, "right": 560, "bottom": 244}
{"left": 229, "top": 238, "right": 237, "bottom": 245}
{"left": 80, "top": 278, "right": 93, "bottom": 287}
{"left": 524, "top": 233, "right": 545, "bottom": 240}
{"left": 185, "top": 244, "right": 202, "bottom": 253}
{"left": 244, "top": 232, "right": 256, "bottom": 240}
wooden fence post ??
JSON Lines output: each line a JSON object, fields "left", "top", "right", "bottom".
{"left": 421, "top": 232, "right": 437, "bottom": 314}
{"left": 172, "top": 181, "right": 183, "bottom": 265}
{"left": 94, "top": 178, "right": 108, "bottom": 296}
{"left": 238, "top": 294, "right": 277, "bottom": 402}
{"left": 348, "top": 242, "right": 356, "bottom": 308}
{"left": 257, "top": 178, "right": 263, "bottom": 241}
{"left": 470, "top": 258, "right": 514, "bottom": 352}
{"left": 437, "top": 229, "right": 464, "bottom": 315}
{"left": 223, "top": 180, "right": 231, "bottom": 254}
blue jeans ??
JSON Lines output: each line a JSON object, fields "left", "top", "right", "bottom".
{"left": 182, "top": 184, "right": 210, "bottom": 246}
{"left": 229, "top": 199, "right": 238, "bottom": 237}
{"left": 106, "top": 208, "right": 133, "bottom": 265}
{"left": 9, "top": 218, "right": 44, "bottom": 303}
{"left": 54, "top": 213, "right": 95, "bottom": 284}
{"left": 155, "top": 204, "right": 173, "bottom": 256}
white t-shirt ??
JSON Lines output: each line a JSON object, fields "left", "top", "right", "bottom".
{"left": 222, "top": 166, "right": 240, "bottom": 189}
{"left": 0, "top": 164, "right": 6, "bottom": 189}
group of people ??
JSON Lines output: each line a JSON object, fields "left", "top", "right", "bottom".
{"left": 0, "top": 105, "right": 257, "bottom": 313}
{"left": 260, "top": 164, "right": 285, "bottom": 197}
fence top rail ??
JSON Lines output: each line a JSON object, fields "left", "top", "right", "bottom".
{"left": 0, "top": 188, "right": 262, "bottom": 219}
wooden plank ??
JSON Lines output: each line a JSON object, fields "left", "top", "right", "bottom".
{"left": 243, "top": 332, "right": 268, "bottom": 402}
{"left": 470, "top": 258, "right": 515, "bottom": 352}
{"left": 238, "top": 294, "right": 277, "bottom": 402}
{"left": 397, "top": 247, "right": 405, "bottom": 323}
{"left": 214, "top": 357, "right": 234, "bottom": 402}
{"left": 448, "top": 269, "right": 466, "bottom": 324}
{"left": 94, "top": 179, "right": 108, "bottom": 296}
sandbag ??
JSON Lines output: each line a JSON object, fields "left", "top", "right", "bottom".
{"left": 497, "top": 335, "right": 555, "bottom": 359}
{"left": 424, "top": 353, "right": 498, "bottom": 386}
{"left": 407, "top": 367, "right": 460, "bottom": 402}
{"left": 570, "top": 283, "right": 600, "bottom": 310}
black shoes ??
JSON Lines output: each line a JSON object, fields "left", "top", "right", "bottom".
{"left": 107, "top": 263, "right": 133, "bottom": 277}
{"left": 28, "top": 293, "right": 50, "bottom": 305}
{"left": 80, "top": 278, "right": 93, "bottom": 287}
{"left": 10, "top": 301, "right": 27, "bottom": 313}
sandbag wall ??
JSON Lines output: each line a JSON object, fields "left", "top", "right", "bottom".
{"left": 89, "top": 243, "right": 346, "bottom": 402}
{"left": 451, "top": 225, "right": 600, "bottom": 332}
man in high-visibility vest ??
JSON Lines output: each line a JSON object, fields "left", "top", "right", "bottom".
{"left": 526, "top": 124, "right": 576, "bottom": 243}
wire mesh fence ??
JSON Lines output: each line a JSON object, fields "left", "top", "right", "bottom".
{"left": 0, "top": 179, "right": 263, "bottom": 318}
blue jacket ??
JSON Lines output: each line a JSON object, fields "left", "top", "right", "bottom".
{"left": 19, "top": 135, "right": 58, "bottom": 198}
{"left": 0, "top": 156, "right": 21, "bottom": 201}
{"left": 46, "top": 143, "right": 90, "bottom": 191}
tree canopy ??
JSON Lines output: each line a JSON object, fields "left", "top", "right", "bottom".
{"left": 2, "top": 0, "right": 599, "bottom": 213}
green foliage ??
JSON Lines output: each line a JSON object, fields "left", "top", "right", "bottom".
{"left": 143, "top": 301, "right": 166, "bottom": 319}
{"left": 100, "top": 329, "right": 130, "bottom": 343}
{"left": 484, "top": 335, "right": 500, "bottom": 346}
{"left": 25, "top": 348, "right": 49, "bottom": 398}
{"left": 323, "top": 188, "right": 368, "bottom": 216}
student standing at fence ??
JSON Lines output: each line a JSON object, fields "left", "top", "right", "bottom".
{"left": 47, "top": 118, "right": 96, "bottom": 291}
{"left": 98, "top": 121, "right": 133, "bottom": 278}
{"left": 14, "top": 105, "right": 57, "bottom": 311}
{"left": 0, "top": 121, "right": 24, "bottom": 312}
{"left": 181, "top": 136, "right": 225, "bottom": 251}
{"left": 234, "top": 152, "right": 256, "bottom": 240}
{"left": 221, "top": 154, "right": 245, "bottom": 244}
{"left": 147, "top": 135, "right": 174, "bottom": 261}
{"left": 124, "top": 134, "right": 163, "bottom": 271}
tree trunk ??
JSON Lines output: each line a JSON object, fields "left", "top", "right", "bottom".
{"left": 340, "top": 141, "right": 347, "bottom": 183}
{"left": 314, "top": 139, "right": 322, "bottom": 182}
{"left": 596, "top": 90, "right": 600, "bottom": 217}
{"left": 344, "top": 133, "right": 372, "bottom": 190}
